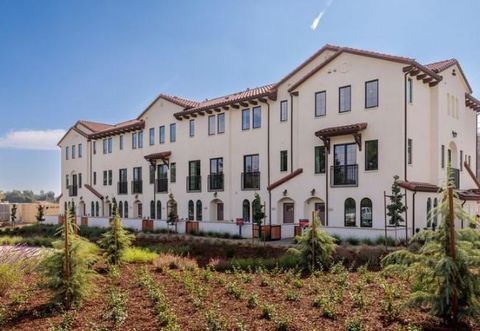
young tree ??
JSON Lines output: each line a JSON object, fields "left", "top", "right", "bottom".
{"left": 252, "top": 193, "right": 266, "bottom": 239}
{"left": 10, "top": 204, "right": 17, "bottom": 228}
{"left": 386, "top": 175, "right": 406, "bottom": 226}
{"left": 382, "top": 168, "right": 480, "bottom": 325}
{"left": 167, "top": 193, "right": 178, "bottom": 225}
{"left": 288, "top": 212, "right": 336, "bottom": 271}
{"left": 36, "top": 204, "right": 45, "bottom": 223}
{"left": 98, "top": 198, "right": 134, "bottom": 265}
{"left": 39, "top": 205, "right": 98, "bottom": 309}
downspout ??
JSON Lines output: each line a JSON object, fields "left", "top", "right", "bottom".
{"left": 325, "top": 150, "right": 329, "bottom": 226}
{"left": 260, "top": 99, "right": 272, "bottom": 228}
{"left": 412, "top": 191, "right": 417, "bottom": 236}
{"left": 290, "top": 93, "right": 294, "bottom": 173}
{"left": 404, "top": 72, "right": 409, "bottom": 240}
{"left": 89, "top": 140, "right": 93, "bottom": 186}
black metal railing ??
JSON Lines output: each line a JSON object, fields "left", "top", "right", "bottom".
{"left": 208, "top": 173, "right": 224, "bottom": 191}
{"left": 451, "top": 168, "right": 460, "bottom": 189}
{"left": 242, "top": 171, "right": 260, "bottom": 190}
{"left": 331, "top": 164, "right": 358, "bottom": 187}
{"left": 156, "top": 177, "right": 168, "bottom": 193}
{"left": 68, "top": 185, "right": 78, "bottom": 197}
{"left": 186, "top": 175, "right": 202, "bottom": 192}
{"left": 131, "top": 180, "right": 143, "bottom": 194}
{"left": 117, "top": 181, "right": 128, "bottom": 195}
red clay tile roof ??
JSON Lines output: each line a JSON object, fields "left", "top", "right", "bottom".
{"left": 315, "top": 123, "right": 368, "bottom": 138}
{"left": 267, "top": 168, "right": 303, "bottom": 191}
{"left": 78, "top": 120, "right": 113, "bottom": 133}
{"left": 398, "top": 181, "right": 439, "bottom": 193}
{"left": 160, "top": 94, "right": 199, "bottom": 109}
{"left": 424, "top": 59, "right": 457, "bottom": 73}
{"left": 89, "top": 119, "right": 145, "bottom": 139}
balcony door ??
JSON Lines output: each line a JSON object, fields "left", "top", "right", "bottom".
{"left": 209, "top": 157, "right": 224, "bottom": 191}
{"left": 243, "top": 154, "right": 260, "bottom": 189}
{"left": 157, "top": 164, "right": 168, "bottom": 193}
{"left": 333, "top": 143, "right": 357, "bottom": 186}
{"left": 188, "top": 160, "right": 201, "bottom": 191}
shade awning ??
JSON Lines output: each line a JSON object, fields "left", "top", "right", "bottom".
{"left": 144, "top": 151, "right": 172, "bottom": 161}
{"left": 397, "top": 180, "right": 439, "bottom": 193}
{"left": 315, "top": 122, "right": 367, "bottom": 153}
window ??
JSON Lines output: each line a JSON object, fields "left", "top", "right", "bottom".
{"left": 170, "top": 123, "right": 176, "bottom": 142}
{"left": 426, "top": 198, "right": 432, "bottom": 227}
{"left": 433, "top": 198, "right": 438, "bottom": 228}
{"left": 196, "top": 200, "right": 202, "bottom": 221}
{"left": 150, "top": 201, "right": 155, "bottom": 219}
{"left": 280, "top": 150, "right": 288, "bottom": 172}
{"left": 138, "top": 130, "right": 144, "bottom": 148}
{"left": 217, "top": 113, "right": 225, "bottom": 134}
{"left": 66, "top": 146, "right": 69, "bottom": 160}
{"left": 66, "top": 175, "right": 69, "bottom": 188}
{"left": 72, "top": 145, "right": 76, "bottom": 159}
{"left": 243, "top": 154, "right": 260, "bottom": 189}
{"left": 344, "top": 198, "right": 356, "bottom": 226}
{"left": 189, "top": 119, "right": 195, "bottom": 137}
{"left": 407, "top": 139, "right": 413, "bottom": 165}
{"left": 188, "top": 200, "right": 194, "bottom": 220}
{"left": 244, "top": 154, "right": 259, "bottom": 173}
{"left": 170, "top": 163, "right": 176, "bottom": 183}
{"left": 242, "top": 199, "right": 250, "bottom": 222}
{"left": 365, "top": 140, "right": 378, "bottom": 170}
{"left": 315, "top": 146, "right": 325, "bottom": 174}
{"left": 103, "top": 139, "right": 108, "bottom": 154}
{"left": 91, "top": 202, "right": 94, "bottom": 217}
{"left": 208, "top": 115, "right": 216, "bottom": 135}
{"left": 96, "top": 201, "right": 100, "bottom": 217}
{"left": 188, "top": 160, "right": 201, "bottom": 191}
{"left": 119, "top": 135, "right": 124, "bottom": 150}
{"left": 468, "top": 155, "right": 471, "bottom": 166}
{"left": 149, "top": 128, "right": 155, "bottom": 145}
{"left": 339, "top": 85, "right": 351, "bottom": 113}
{"left": 315, "top": 91, "right": 326, "bottom": 117}
{"left": 108, "top": 138, "right": 112, "bottom": 153}
{"left": 108, "top": 170, "right": 113, "bottom": 186}
{"left": 252, "top": 106, "right": 261, "bottom": 128}
{"left": 93, "top": 172, "right": 97, "bottom": 185}
{"left": 78, "top": 173, "right": 82, "bottom": 188}
{"left": 365, "top": 79, "right": 378, "bottom": 108}
{"left": 209, "top": 157, "right": 223, "bottom": 191}
{"left": 133, "top": 167, "right": 142, "bottom": 182}
{"left": 132, "top": 132, "right": 137, "bottom": 149}
{"left": 78, "top": 144, "right": 82, "bottom": 158}
{"left": 156, "top": 201, "right": 162, "bottom": 220}
{"left": 360, "top": 198, "right": 372, "bottom": 227}
{"left": 242, "top": 109, "right": 250, "bottom": 130}
{"left": 280, "top": 100, "right": 288, "bottom": 121}
{"left": 119, "top": 201, "right": 123, "bottom": 217}
{"left": 407, "top": 78, "right": 413, "bottom": 103}
{"left": 333, "top": 144, "right": 357, "bottom": 186}
{"left": 124, "top": 201, "right": 128, "bottom": 218}
{"left": 103, "top": 171, "right": 107, "bottom": 186}
{"left": 149, "top": 165, "right": 155, "bottom": 184}
{"left": 93, "top": 142, "right": 96, "bottom": 155}
{"left": 159, "top": 126, "right": 165, "bottom": 144}
{"left": 460, "top": 150, "right": 463, "bottom": 171}
{"left": 441, "top": 145, "right": 445, "bottom": 168}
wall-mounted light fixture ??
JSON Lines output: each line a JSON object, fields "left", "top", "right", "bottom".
{"left": 311, "top": 189, "right": 316, "bottom": 196}
{"left": 452, "top": 131, "right": 458, "bottom": 138}
{"left": 283, "top": 189, "right": 287, "bottom": 196}
{"left": 213, "top": 192, "right": 217, "bottom": 198}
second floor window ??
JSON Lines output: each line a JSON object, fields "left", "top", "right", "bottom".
{"left": 408, "top": 139, "right": 413, "bottom": 165}
{"left": 441, "top": 144, "right": 445, "bottom": 168}
{"left": 78, "top": 144, "right": 82, "bottom": 158}
{"left": 210, "top": 157, "right": 223, "bottom": 174}
{"left": 170, "top": 162, "right": 176, "bottom": 183}
{"left": 407, "top": 78, "right": 413, "bottom": 103}
{"left": 119, "top": 168, "right": 127, "bottom": 182}
{"left": 72, "top": 145, "right": 76, "bottom": 159}
{"left": 108, "top": 170, "right": 113, "bottom": 185}
{"left": 242, "top": 109, "right": 250, "bottom": 130}
{"left": 66, "top": 146, "right": 69, "bottom": 160}
{"left": 188, "top": 160, "right": 201, "bottom": 191}
{"left": 217, "top": 113, "right": 225, "bottom": 134}
{"left": 280, "top": 100, "right": 288, "bottom": 122}
{"left": 108, "top": 137, "right": 112, "bottom": 153}
{"left": 93, "top": 171, "right": 97, "bottom": 185}
{"left": 208, "top": 115, "right": 215, "bottom": 135}
{"left": 132, "top": 132, "right": 137, "bottom": 149}
{"left": 170, "top": 123, "right": 176, "bottom": 142}
{"left": 365, "top": 79, "right": 378, "bottom": 108}
{"left": 365, "top": 140, "right": 378, "bottom": 170}
{"left": 280, "top": 150, "right": 288, "bottom": 172}
{"left": 133, "top": 167, "right": 142, "bottom": 181}
{"left": 103, "top": 170, "right": 107, "bottom": 185}
{"left": 315, "top": 146, "right": 325, "bottom": 174}
{"left": 103, "top": 139, "right": 108, "bottom": 154}
{"left": 159, "top": 126, "right": 165, "bottom": 144}
{"left": 244, "top": 154, "right": 259, "bottom": 173}
{"left": 189, "top": 120, "right": 195, "bottom": 137}
{"left": 253, "top": 106, "right": 261, "bottom": 128}
{"left": 119, "top": 135, "right": 124, "bottom": 150}
{"left": 339, "top": 85, "right": 351, "bottom": 113}
{"left": 315, "top": 91, "right": 326, "bottom": 117}
{"left": 149, "top": 128, "right": 155, "bottom": 145}
{"left": 138, "top": 130, "right": 144, "bottom": 148}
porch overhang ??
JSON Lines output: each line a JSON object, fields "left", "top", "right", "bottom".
{"left": 397, "top": 180, "right": 439, "bottom": 193}
{"left": 314, "top": 122, "right": 367, "bottom": 153}
{"left": 458, "top": 189, "right": 480, "bottom": 201}
{"left": 144, "top": 151, "right": 172, "bottom": 167}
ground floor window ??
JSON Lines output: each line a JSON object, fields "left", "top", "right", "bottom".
{"left": 119, "top": 201, "right": 123, "bottom": 217}
{"left": 196, "top": 200, "right": 202, "bottom": 221}
{"left": 90, "top": 202, "right": 94, "bottom": 217}
{"left": 344, "top": 198, "right": 356, "bottom": 226}
{"left": 242, "top": 199, "right": 250, "bottom": 222}
{"left": 426, "top": 198, "right": 432, "bottom": 227}
{"left": 188, "top": 200, "right": 194, "bottom": 220}
{"left": 95, "top": 201, "right": 99, "bottom": 217}
{"left": 150, "top": 200, "right": 155, "bottom": 219}
{"left": 156, "top": 201, "right": 162, "bottom": 220}
{"left": 360, "top": 198, "right": 372, "bottom": 227}
{"left": 124, "top": 201, "right": 128, "bottom": 218}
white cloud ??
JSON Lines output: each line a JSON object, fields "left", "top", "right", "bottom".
{"left": 310, "top": 0, "right": 334, "bottom": 31}
{"left": 0, "top": 129, "right": 66, "bottom": 151}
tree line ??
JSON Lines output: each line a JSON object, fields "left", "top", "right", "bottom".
{"left": 0, "top": 190, "right": 57, "bottom": 203}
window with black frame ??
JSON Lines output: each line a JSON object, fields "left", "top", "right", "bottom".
{"left": 314, "top": 146, "right": 325, "bottom": 174}
{"left": 365, "top": 80, "right": 378, "bottom": 108}
{"left": 360, "top": 198, "right": 372, "bottom": 227}
{"left": 209, "top": 157, "right": 224, "bottom": 191}
{"left": 187, "top": 160, "right": 201, "bottom": 191}
{"left": 157, "top": 164, "right": 168, "bottom": 193}
{"left": 339, "top": 85, "right": 351, "bottom": 113}
{"left": 333, "top": 143, "right": 357, "bottom": 186}
{"left": 243, "top": 154, "right": 260, "bottom": 189}
{"left": 365, "top": 140, "right": 378, "bottom": 171}
{"left": 344, "top": 198, "right": 356, "bottom": 226}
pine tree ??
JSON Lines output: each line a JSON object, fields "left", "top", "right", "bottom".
{"left": 36, "top": 204, "right": 45, "bottom": 223}
{"left": 386, "top": 175, "right": 406, "bottom": 226}
{"left": 98, "top": 198, "right": 134, "bottom": 265}
{"left": 39, "top": 205, "right": 98, "bottom": 309}
{"left": 288, "top": 212, "right": 336, "bottom": 271}
{"left": 382, "top": 167, "right": 480, "bottom": 325}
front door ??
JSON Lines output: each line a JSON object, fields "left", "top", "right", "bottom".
{"left": 217, "top": 202, "right": 224, "bottom": 221}
{"left": 283, "top": 203, "right": 294, "bottom": 224}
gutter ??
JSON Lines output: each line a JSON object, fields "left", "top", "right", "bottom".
{"left": 260, "top": 99, "right": 272, "bottom": 228}
{"left": 290, "top": 93, "right": 295, "bottom": 172}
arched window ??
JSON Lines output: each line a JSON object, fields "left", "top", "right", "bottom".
{"left": 156, "top": 201, "right": 162, "bottom": 220}
{"left": 150, "top": 200, "right": 155, "bottom": 219}
{"left": 108, "top": 203, "right": 112, "bottom": 217}
{"left": 188, "top": 200, "right": 194, "bottom": 220}
{"left": 119, "top": 201, "right": 123, "bottom": 218}
{"left": 95, "top": 201, "right": 99, "bottom": 217}
{"left": 196, "top": 200, "right": 202, "bottom": 221}
{"left": 124, "top": 201, "right": 128, "bottom": 218}
{"left": 433, "top": 198, "right": 438, "bottom": 228}
{"left": 91, "top": 201, "right": 94, "bottom": 217}
{"left": 242, "top": 199, "right": 250, "bottom": 223}
{"left": 360, "top": 198, "right": 372, "bottom": 227}
{"left": 426, "top": 198, "right": 432, "bottom": 227}
{"left": 344, "top": 198, "right": 356, "bottom": 227}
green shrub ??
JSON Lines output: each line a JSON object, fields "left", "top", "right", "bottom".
{"left": 345, "top": 237, "right": 360, "bottom": 246}
{"left": 0, "top": 235, "right": 54, "bottom": 247}
{"left": 205, "top": 308, "right": 228, "bottom": 331}
{"left": 360, "top": 238, "right": 374, "bottom": 246}
{"left": 261, "top": 303, "right": 276, "bottom": 320}
{"left": 228, "top": 254, "right": 300, "bottom": 271}
{"left": 312, "top": 295, "right": 336, "bottom": 319}
{"left": 286, "top": 290, "right": 300, "bottom": 302}
{"left": 0, "top": 264, "right": 20, "bottom": 296}
{"left": 247, "top": 293, "right": 258, "bottom": 308}
{"left": 103, "top": 286, "right": 128, "bottom": 328}
{"left": 226, "top": 282, "right": 242, "bottom": 299}
{"left": 275, "top": 316, "right": 292, "bottom": 331}
{"left": 121, "top": 247, "right": 159, "bottom": 264}
{"left": 345, "top": 315, "right": 364, "bottom": 331}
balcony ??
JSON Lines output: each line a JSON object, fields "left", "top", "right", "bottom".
{"left": 156, "top": 177, "right": 168, "bottom": 193}
{"left": 186, "top": 175, "right": 201, "bottom": 192}
{"left": 117, "top": 181, "right": 128, "bottom": 195}
{"left": 131, "top": 180, "right": 143, "bottom": 194}
{"left": 208, "top": 173, "right": 224, "bottom": 191}
{"left": 331, "top": 164, "right": 358, "bottom": 187}
{"left": 68, "top": 185, "right": 78, "bottom": 197}
{"left": 242, "top": 171, "right": 260, "bottom": 190}
{"left": 451, "top": 168, "right": 460, "bottom": 189}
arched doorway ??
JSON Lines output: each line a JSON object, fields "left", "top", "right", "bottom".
{"left": 304, "top": 197, "right": 325, "bottom": 225}
{"left": 277, "top": 197, "right": 295, "bottom": 224}
{"left": 134, "top": 200, "right": 142, "bottom": 219}
{"left": 209, "top": 199, "right": 224, "bottom": 221}
{"left": 78, "top": 200, "right": 86, "bottom": 217}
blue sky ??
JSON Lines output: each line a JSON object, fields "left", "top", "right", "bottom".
{"left": 0, "top": 0, "right": 479, "bottom": 195}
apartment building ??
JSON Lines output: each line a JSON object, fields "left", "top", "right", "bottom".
{"left": 57, "top": 44, "right": 480, "bottom": 239}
